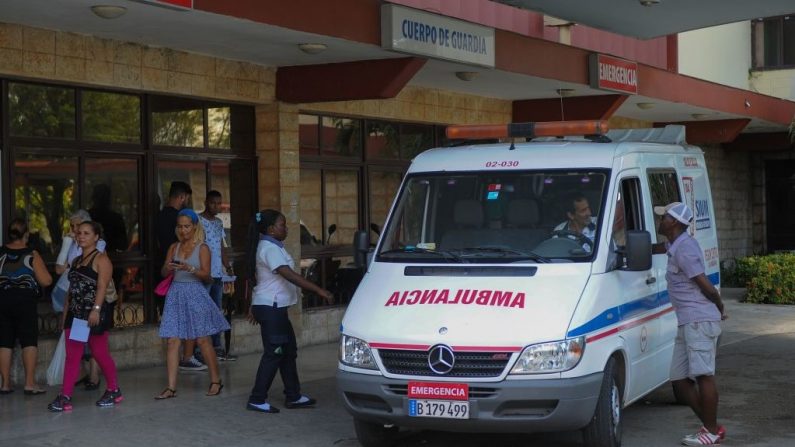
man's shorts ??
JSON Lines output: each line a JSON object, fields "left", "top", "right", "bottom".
{"left": 670, "top": 320, "right": 722, "bottom": 380}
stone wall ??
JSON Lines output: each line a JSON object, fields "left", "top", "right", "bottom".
{"left": 0, "top": 23, "right": 275, "bottom": 103}
{"left": 702, "top": 144, "right": 754, "bottom": 261}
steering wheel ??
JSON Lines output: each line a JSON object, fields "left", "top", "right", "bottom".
{"left": 551, "top": 229, "right": 594, "bottom": 251}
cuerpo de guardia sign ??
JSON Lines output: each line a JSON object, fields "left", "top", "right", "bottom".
{"left": 381, "top": 4, "right": 495, "bottom": 68}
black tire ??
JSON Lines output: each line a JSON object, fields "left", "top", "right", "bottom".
{"left": 353, "top": 418, "right": 398, "bottom": 447}
{"left": 582, "top": 357, "right": 623, "bottom": 447}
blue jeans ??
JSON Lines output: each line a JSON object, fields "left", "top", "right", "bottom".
{"left": 205, "top": 278, "right": 224, "bottom": 349}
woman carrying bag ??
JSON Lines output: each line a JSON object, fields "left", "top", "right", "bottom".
{"left": 48, "top": 221, "right": 121, "bottom": 412}
{"left": 52, "top": 209, "right": 107, "bottom": 390}
{"left": 155, "top": 209, "right": 229, "bottom": 400}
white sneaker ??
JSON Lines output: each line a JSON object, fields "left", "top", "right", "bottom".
{"left": 682, "top": 429, "right": 721, "bottom": 446}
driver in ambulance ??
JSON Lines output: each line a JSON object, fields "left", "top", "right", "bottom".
{"left": 553, "top": 193, "right": 597, "bottom": 251}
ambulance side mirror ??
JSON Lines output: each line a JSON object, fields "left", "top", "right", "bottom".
{"left": 353, "top": 230, "right": 370, "bottom": 268}
{"left": 624, "top": 230, "right": 652, "bottom": 271}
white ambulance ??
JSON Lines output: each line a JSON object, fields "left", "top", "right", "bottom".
{"left": 337, "top": 121, "right": 719, "bottom": 447}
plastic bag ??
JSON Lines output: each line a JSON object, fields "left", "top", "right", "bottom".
{"left": 46, "top": 333, "right": 66, "bottom": 386}
{"left": 51, "top": 272, "right": 70, "bottom": 313}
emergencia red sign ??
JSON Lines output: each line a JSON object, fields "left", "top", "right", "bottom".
{"left": 589, "top": 54, "right": 638, "bottom": 95}
{"left": 408, "top": 382, "right": 469, "bottom": 401}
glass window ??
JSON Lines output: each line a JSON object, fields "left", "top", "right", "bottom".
{"left": 299, "top": 114, "right": 320, "bottom": 156}
{"left": 155, "top": 159, "right": 206, "bottom": 210}
{"left": 321, "top": 117, "right": 362, "bottom": 157}
{"left": 647, "top": 170, "right": 681, "bottom": 241}
{"left": 82, "top": 91, "right": 141, "bottom": 143}
{"left": 300, "top": 169, "right": 323, "bottom": 246}
{"left": 13, "top": 154, "right": 79, "bottom": 258}
{"left": 324, "top": 170, "right": 359, "bottom": 246}
{"left": 210, "top": 159, "right": 255, "bottom": 249}
{"left": 151, "top": 96, "right": 204, "bottom": 147}
{"left": 784, "top": 16, "right": 795, "bottom": 66}
{"left": 754, "top": 16, "right": 795, "bottom": 68}
{"left": 400, "top": 123, "right": 434, "bottom": 159}
{"left": 208, "top": 107, "right": 231, "bottom": 149}
{"left": 368, "top": 170, "right": 402, "bottom": 237}
{"left": 608, "top": 178, "right": 643, "bottom": 270}
{"left": 8, "top": 83, "right": 75, "bottom": 139}
{"left": 647, "top": 170, "right": 681, "bottom": 208}
{"left": 84, "top": 158, "right": 139, "bottom": 254}
{"left": 378, "top": 170, "right": 608, "bottom": 262}
{"left": 366, "top": 120, "right": 400, "bottom": 159}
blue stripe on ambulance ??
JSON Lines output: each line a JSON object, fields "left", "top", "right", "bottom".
{"left": 566, "top": 272, "right": 720, "bottom": 338}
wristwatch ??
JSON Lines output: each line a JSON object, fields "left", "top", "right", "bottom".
{"left": 92, "top": 304, "right": 101, "bottom": 311}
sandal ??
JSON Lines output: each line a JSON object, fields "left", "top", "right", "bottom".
{"left": 206, "top": 381, "right": 224, "bottom": 396}
{"left": 154, "top": 388, "right": 177, "bottom": 400}
{"left": 85, "top": 378, "right": 101, "bottom": 391}
{"left": 23, "top": 388, "right": 47, "bottom": 396}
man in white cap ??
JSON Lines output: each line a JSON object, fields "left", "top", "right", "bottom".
{"left": 652, "top": 202, "right": 727, "bottom": 446}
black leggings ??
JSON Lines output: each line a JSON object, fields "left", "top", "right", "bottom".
{"left": 0, "top": 295, "right": 39, "bottom": 349}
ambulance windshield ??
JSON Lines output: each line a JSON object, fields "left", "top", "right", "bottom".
{"left": 377, "top": 170, "right": 608, "bottom": 263}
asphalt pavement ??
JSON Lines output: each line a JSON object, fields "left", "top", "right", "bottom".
{"left": 1, "top": 288, "right": 793, "bottom": 447}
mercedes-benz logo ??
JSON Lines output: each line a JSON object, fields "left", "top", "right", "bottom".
{"left": 427, "top": 344, "right": 455, "bottom": 375}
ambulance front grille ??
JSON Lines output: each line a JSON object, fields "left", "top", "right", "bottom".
{"left": 378, "top": 349, "right": 510, "bottom": 378}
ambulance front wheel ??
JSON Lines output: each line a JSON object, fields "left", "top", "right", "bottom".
{"left": 582, "top": 357, "right": 623, "bottom": 447}
{"left": 353, "top": 418, "right": 398, "bottom": 447}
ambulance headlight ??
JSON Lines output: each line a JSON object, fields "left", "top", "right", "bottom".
{"left": 510, "top": 336, "right": 586, "bottom": 374}
{"left": 340, "top": 335, "right": 377, "bottom": 370}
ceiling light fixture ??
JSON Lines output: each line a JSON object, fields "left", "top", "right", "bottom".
{"left": 639, "top": 0, "right": 661, "bottom": 7}
{"left": 636, "top": 102, "right": 655, "bottom": 110}
{"left": 297, "top": 43, "right": 328, "bottom": 55}
{"left": 556, "top": 88, "right": 576, "bottom": 97}
{"left": 90, "top": 5, "right": 128, "bottom": 19}
{"left": 455, "top": 71, "right": 479, "bottom": 81}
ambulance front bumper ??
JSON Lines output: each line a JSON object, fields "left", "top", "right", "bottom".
{"left": 336, "top": 370, "right": 603, "bottom": 433}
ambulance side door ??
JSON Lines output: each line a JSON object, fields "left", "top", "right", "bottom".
{"left": 607, "top": 172, "right": 661, "bottom": 400}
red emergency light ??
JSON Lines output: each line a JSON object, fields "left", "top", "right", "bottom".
{"left": 446, "top": 120, "right": 609, "bottom": 140}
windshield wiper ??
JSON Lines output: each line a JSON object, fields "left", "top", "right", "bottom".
{"left": 458, "top": 247, "right": 550, "bottom": 263}
{"left": 379, "top": 247, "right": 465, "bottom": 263}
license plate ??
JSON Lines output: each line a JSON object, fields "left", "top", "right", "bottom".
{"left": 408, "top": 399, "right": 470, "bottom": 419}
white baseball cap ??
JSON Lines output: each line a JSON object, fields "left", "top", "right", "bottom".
{"left": 654, "top": 202, "right": 693, "bottom": 225}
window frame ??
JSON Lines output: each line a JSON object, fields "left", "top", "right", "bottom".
{"left": 752, "top": 15, "right": 795, "bottom": 70}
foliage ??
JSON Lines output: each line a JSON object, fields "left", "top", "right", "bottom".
{"left": 736, "top": 253, "right": 795, "bottom": 304}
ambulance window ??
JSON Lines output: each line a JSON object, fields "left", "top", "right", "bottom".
{"left": 647, "top": 170, "right": 681, "bottom": 241}
{"left": 609, "top": 178, "right": 643, "bottom": 270}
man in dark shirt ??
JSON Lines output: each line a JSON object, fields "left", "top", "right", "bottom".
{"left": 155, "top": 181, "right": 192, "bottom": 258}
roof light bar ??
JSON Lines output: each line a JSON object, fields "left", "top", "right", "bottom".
{"left": 446, "top": 120, "right": 609, "bottom": 140}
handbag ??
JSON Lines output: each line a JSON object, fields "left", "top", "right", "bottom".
{"left": 154, "top": 273, "right": 174, "bottom": 296}
{"left": 104, "top": 278, "right": 118, "bottom": 303}
{"left": 51, "top": 271, "right": 70, "bottom": 312}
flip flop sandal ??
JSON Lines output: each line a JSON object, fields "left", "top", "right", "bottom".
{"left": 206, "top": 381, "right": 224, "bottom": 396}
{"left": 154, "top": 388, "right": 177, "bottom": 400}
{"left": 24, "top": 389, "right": 46, "bottom": 395}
